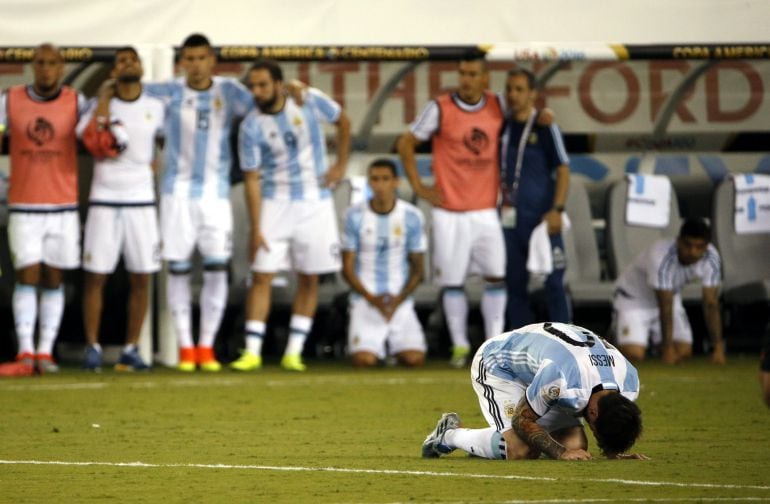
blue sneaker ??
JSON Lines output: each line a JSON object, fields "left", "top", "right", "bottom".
{"left": 114, "top": 347, "right": 150, "bottom": 372}
{"left": 83, "top": 345, "right": 103, "bottom": 372}
{"left": 421, "top": 412, "right": 461, "bottom": 458}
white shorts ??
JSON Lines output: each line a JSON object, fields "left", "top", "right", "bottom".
{"left": 253, "top": 199, "right": 340, "bottom": 274}
{"left": 347, "top": 297, "right": 426, "bottom": 359}
{"left": 8, "top": 210, "right": 80, "bottom": 270}
{"left": 160, "top": 194, "right": 233, "bottom": 262}
{"left": 470, "top": 343, "right": 581, "bottom": 434}
{"left": 431, "top": 208, "right": 505, "bottom": 286}
{"left": 613, "top": 296, "right": 692, "bottom": 348}
{"left": 83, "top": 205, "right": 161, "bottom": 274}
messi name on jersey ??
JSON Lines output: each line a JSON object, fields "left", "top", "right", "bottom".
{"left": 588, "top": 354, "right": 616, "bottom": 367}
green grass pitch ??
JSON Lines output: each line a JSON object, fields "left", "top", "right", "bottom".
{"left": 0, "top": 355, "right": 768, "bottom": 503}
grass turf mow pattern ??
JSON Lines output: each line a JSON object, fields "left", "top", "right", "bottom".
{"left": 0, "top": 356, "right": 767, "bottom": 503}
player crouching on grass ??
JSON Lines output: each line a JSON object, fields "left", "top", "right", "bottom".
{"left": 422, "top": 323, "right": 648, "bottom": 460}
{"left": 341, "top": 158, "right": 428, "bottom": 368}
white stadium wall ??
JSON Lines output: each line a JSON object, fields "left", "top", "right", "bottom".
{"left": 1, "top": 0, "right": 769, "bottom": 45}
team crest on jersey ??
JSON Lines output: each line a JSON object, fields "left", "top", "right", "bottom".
{"left": 393, "top": 225, "right": 402, "bottom": 237}
{"left": 528, "top": 132, "right": 538, "bottom": 145}
{"left": 26, "top": 117, "right": 55, "bottom": 146}
{"left": 504, "top": 401, "right": 516, "bottom": 419}
{"left": 463, "top": 127, "right": 489, "bottom": 156}
{"left": 213, "top": 97, "right": 223, "bottom": 111}
{"left": 542, "top": 385, "right": 560, "bottom": 402}
{"left": 292, "top": 115, "right": 303, "bottom": 127}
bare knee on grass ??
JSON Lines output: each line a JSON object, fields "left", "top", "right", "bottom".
{"left": 502, "top": 429, "right": 540, "bottom": 460}
{"left": 396, "top": 350, "right": 425, "bottom": 368}
{"left": 351, "top": 352, "right": 378, "bottom": 368}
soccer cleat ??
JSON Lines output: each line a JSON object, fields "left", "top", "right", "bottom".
{"left": 16, "top": 352, "right": 35, "bottom": 367}
{"left": 35, "top": 354, "right": 60, "bottom": 374}
{"left": 83, "top": 345, "right": 103, "bottom": 372}
{"left": 197, "top": 346, "right": 221, "bottom": 372}
{"left": 280, "top": 353, "right": 306, "bottom": 372}
{"left": 177, "top": 347, "right": 197, "bottom": 372}
{"left": 114, "top": 347, "right": 151, "bottom": 372}
{"left": 229, "top": 350, "right": 262, "bottom": 372}
{"left": 421, "top": 412, "right": 462, "bottom": 458}
{"left": 449, "top": 346, "right": 470, "bottom": 368}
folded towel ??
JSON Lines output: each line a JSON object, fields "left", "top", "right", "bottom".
{"left": 625, "top": 174, "right": 671, "bottom": 228}
{"left": 733, "top": 173, "right": 770, "bottom": 234}
{"left": 527, "top": 214, "right": 572, "bottom": 275}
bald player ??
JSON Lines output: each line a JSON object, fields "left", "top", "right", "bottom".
{"left": 0, "top": 43, "right": 87, "bottom": 373}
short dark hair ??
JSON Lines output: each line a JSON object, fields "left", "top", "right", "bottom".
{"left": 182, "top": 33, "right": 211, "bottom": 49}
{"left": 248, "top": 59, "right": 283, "bottom": 82}
{"left": 679, "top": 218, "right": 711, "bottom": 242}
{"left": 507, "top": 68, "right": 537, "bottom": 90}
{"left": 593, "top": 393, "right": 642, "bottom": 455}
{"left": 113, "top": 46, "right": 139, "bottom": 63}
{"left": 459, "top": 56, "right": 488, "bottom": 72}
{"left": 368, "top": 158, "right": 399, "bottom": 177}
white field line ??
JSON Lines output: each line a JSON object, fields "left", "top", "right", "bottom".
{"left": 0, "top": 459, "right": 769, "bottom": 492}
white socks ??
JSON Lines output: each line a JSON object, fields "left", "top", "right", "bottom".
{"left": 12, "top": 284, "right": 37, "bottom": 355}
{"left": 13, "top": 284, "right": 66, "bottom": 357}
{"left": 37, "top": 287, "right": 64, "bottom": 356}
{"left": 443, "top": 427, "right": 506, "bottom": 460}
{"left": 199, "top": 270, "right": 228, "bottom": 348}
{"left": 481, "top": 283, "right": 507, "bottom": 340}
{"left": 442, "top": 288, "right": 470, "bottom": 349}
{"left": 166, "top": 273, "right": 193, "bottom": 349}
{"left": 285, "top": 314, "right": 312, "bottom": 356}
{"left": 245, "top": 319, "right": 266, "bottom": 355}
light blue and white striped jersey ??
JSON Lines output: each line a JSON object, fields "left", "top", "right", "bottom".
{"left": 145, "top": 76, "right": 253, "bottom": 200}
{"left": 615, "top": 238, "right": 722, "bottom": 309}
{"left": 238, "top": 88, "right": 341, "bottom": 201}
{"left": 480, "top": 323, "right": 640, "bottom": 417}
{"left": 343, "top": 199, "right": 426, "bottom": 297}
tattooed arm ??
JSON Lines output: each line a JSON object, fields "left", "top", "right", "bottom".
{"left": 511, "top": 398, "right": 592, "bottom": 461}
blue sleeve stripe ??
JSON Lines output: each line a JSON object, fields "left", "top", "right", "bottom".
{"left": 549, "top": 124, "right": 570, "bottom": 165}
{"left": 310, "top": 90, "right": 341, "bottom": 123}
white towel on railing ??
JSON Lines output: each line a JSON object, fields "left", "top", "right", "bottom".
{"left": 527, "top": 214, "right": 572, "bottom": 275}
{"left": 625, "top": 174, "right": 671, "bottom": 228}
{"left": 733, "top": 173, "right": 770, "bottom": 234}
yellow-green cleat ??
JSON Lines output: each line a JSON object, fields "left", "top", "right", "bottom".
{"left": 229, "top": 350, "right": 262, "bottom": 372}
{"left": 280, "top": 353, "right": 306, "bottom": 372}
{"left": 449, "top": 346, "right": 470, "bottom": 368}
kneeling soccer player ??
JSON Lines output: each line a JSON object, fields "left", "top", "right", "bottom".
{"left": 422, "top": 322, "right": 648, "bottom": 460}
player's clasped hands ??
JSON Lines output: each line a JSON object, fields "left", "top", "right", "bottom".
{"left": 369, "top": 294, "right": 399, "bottom": 321}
